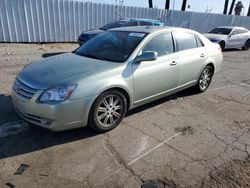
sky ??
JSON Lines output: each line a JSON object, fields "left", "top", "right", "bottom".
{"left": 81, "top": 0, "right": 250, "bottom": 15}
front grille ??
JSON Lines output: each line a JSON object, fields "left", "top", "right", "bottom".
{"left": 13, "top": 78, "right": 38, "bottom": 101}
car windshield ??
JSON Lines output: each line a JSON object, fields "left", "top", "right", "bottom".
{"left": 209, "top": 28, "right": 232, "bottom": 35}
{"left": 75, "top": 31, "right": 147, "bottom": 62}
{"left": 100, "top": 21, "right": 126, "bottom": 30}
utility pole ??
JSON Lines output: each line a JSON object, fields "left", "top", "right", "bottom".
{"left": 115, "top": 0, "right": 124, "bottom": 20}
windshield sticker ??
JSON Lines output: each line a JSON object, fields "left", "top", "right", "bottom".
{"left": 128, "top": 33, "right": 145, "bottom": 37}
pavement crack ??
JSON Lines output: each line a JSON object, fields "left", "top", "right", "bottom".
{"left": 104, "top": 133, "right": 144, "bottom": 183}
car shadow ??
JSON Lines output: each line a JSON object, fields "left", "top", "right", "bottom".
{"left": 0, "top": 94, "right": 98, "bottom": 160}
{"left": 223, "top": 48, "right": 241, "bottom": 52}
{"left": 41, "top": 52, "right": 66, "bottom": 58}
{"left": 0, "top": 87, "right": 197, "bottom": 159}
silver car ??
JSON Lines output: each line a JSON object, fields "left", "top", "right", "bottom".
{"left": 204, "top": 26, "right": 250, "bottom": 51}
{"left": 12, "top": 26, "right": 223, "bottom": 132}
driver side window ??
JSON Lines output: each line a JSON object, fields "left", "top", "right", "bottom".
{"left": 142, "top": 33, "right": 174, "bottom": 57}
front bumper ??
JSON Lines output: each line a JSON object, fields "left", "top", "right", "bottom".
{"left": 12, "top": 89, "right": 95, "bottom": 131}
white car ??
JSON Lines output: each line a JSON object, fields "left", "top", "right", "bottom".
{"left": 204, "top": 26, "right": 250, "bottom": 51}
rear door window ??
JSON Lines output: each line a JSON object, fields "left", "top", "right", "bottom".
{"left": 173, "top": 32, "right": 198, "bottom": 51}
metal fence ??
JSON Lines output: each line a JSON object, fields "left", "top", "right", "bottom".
{"left": 1, "top": 0, "right": 250, "bottom": 42}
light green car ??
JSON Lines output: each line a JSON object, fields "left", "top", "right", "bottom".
{"left": 12, "top": 26, "right": 223, "bottom": 132}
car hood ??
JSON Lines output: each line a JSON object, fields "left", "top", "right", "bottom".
{"left": 82, "top": 29, "right": 104, "bottom": 35}
{"left": 18, "top": 53, "right": 121, "bottom": 89}
{"left": 203, "top": 33, "right": 227, "bottom": 41}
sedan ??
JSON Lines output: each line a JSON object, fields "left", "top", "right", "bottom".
{"left": 12, "top": 26, "right": 223, "bottom": 132}
{"left": 204, "top": 26, "right": 250, "bottom": 51}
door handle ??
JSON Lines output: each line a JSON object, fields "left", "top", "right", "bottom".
{"left": 200, "top": 54, "right": 205, "bottom": 58}
{"left": 170, "top": 61, "right": 177, "bottom": 66}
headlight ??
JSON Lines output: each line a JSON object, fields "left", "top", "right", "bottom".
{"left": 39, "top": 85, "right": 77, "bottom": 103}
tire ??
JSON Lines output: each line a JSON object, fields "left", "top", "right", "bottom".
{"left": 195, "top": 66, "right": 213, "bottom": 93}
{"left": 242, "top": 40, "right": 250, "bottom": 51}
{"left": 89, "top": 90, "right": 127, "bottom": 132}
{"left": 219, "top": 41, "right": 225, "bottom": 51}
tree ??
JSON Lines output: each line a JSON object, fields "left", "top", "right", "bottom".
{"left": 223, "top": 0, "right": 229, "bottom": 14}
{"left": 229, "top": 0, "right": 236, "bottom": 15}
{"left": 165, "top": 0, "right": 170, "bottom": 10}
{"left": 148, "top": 0, "right": 153, "bottom": 8}
{"left": 181, "top": 0, "right": 187, "bottom": 11}
{"left": 234, "top": 1, "right": 243, "bottom": 15}
{"left": 247, "top": 4, "right": 250, "bottom": 16}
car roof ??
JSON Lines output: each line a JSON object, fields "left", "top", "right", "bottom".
{"left": 119, "top": 18, "right": 163, "bottom": 23}
{"left": 215, "top": 26, "right": 248, "bottom": 30}
{"left": 110, "top": 26, "right": 193, "bottom": 34}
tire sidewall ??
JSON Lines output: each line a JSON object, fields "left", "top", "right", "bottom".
{"left": 243, "top": 40, "right": 250, "bottom": 50}
{"left": 198, "top": 66, "right": 213, "bottom": 92}
{"left": 90, "top": 90, "right": 127, "bottom": 132}
{"left": 219, "top": 41, "right": 225, "bottom": 51}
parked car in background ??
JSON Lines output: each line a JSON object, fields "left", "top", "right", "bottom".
{"left": 13, "top": 26, "right": 222, "bottom": 132}
{"left": 204, "top": 26, "right": 250, "bottom": 51}
{"left": 78, "top": 18, "right": 164, "bottom": 45}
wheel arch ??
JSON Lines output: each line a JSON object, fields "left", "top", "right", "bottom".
{"left": 93, "top": 85, "right": 132, "bottom": 111}
{"left": 206, "top": 62, "right": 215, "bottom": 75}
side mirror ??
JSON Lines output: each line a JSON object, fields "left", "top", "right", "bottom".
{"left": 134, "top": 51, "right": 158, "bottom": 63}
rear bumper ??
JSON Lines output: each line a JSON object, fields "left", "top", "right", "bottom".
{"left": 12, "top": 89, "right": 95, "bottom": 131}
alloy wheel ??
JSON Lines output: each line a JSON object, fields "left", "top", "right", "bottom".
{"left": 199, "top": 68, "right": 212, "bottom": 91}
{"left": 96, "top": 95, "right": 123, "bottom": 127}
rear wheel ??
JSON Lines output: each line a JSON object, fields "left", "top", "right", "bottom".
{"left": 89, "top": 90, "right": 127, "bottom": 132}
{"left": 219, "top": 41, "right": 225, "bottom": 51}
{"left": 195, "top": 66, "right": 213, "bottom": 92}
{"left": 242, "top": 40, "right": 250, "bottom": 51}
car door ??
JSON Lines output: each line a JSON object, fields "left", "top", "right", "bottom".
{"left": 227, "top": 29, "right": 242, "bottom": 48}
{"left": 237, "top": 29, "right": 249, "bottom": 47}
{"left": 132, "top": 32, "right": 179, "bottom": 104}
{"left": 172, "top": 31, "right": 206, "bottom": 86}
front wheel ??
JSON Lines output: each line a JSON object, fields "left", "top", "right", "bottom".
{"left": 242, "top": 40, "right": 250, "bottom": 51}
{"left": 219, "top": 41, "right": 225, "bottom": 51}
{"left": 89, "top": 90, "right": 127, "bottom": 132}
{"left": 195, "top": 66, "right": 213, "bottom": 92}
